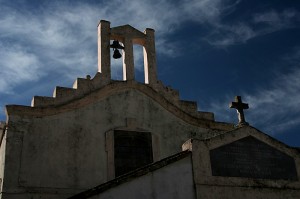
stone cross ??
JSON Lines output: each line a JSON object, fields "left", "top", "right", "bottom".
{"left": 229, "top": 96, "right": 249, "bottom": 126}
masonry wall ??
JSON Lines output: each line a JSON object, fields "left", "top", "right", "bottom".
{"left": 196, "top": 186, "right": 300, "bottom": 199}
{"left": 90, "top": 155, "right": 196, "bottom": 199}
{"left": 2, "top": 87, "right": 211, "bottom": 199}
{"left": 186, "top": 127, "right": 300, "bottom": 199}
{"left": 0, "top": 132, "right": 6, "bottom": 196}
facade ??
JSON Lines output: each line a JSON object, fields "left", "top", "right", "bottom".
{"left": 0, "top": 20, "right": 300, "bottom": 199}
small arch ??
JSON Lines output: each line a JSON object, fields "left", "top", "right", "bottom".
{"left": 133, "top": 44, "right": 145, "bottom": 83}
{"left": 110, "top": 40, "right": 124, "bottom": 81}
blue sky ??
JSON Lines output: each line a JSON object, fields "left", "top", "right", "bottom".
{"left": 0, "top": 0, "right": 300, "bottom": 146}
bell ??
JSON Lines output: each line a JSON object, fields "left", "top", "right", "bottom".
{"left": 113, "top": 49, "right": 122, "bottom": 59}
{"left": 110, "top": 40, "right": 124, "bottom": 50}
{"left": 110, "top": 40, "right": 124, "bottom": 59}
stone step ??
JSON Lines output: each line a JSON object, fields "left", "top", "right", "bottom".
{"left": 195, "top": 111, "right": 214, "bottom": 121}
{"left": 53, "top": 86, "right": 77, "bottom": 98}
{"left": 73, "top": 76, "right": 92, "bottom": 90}
{"left": 180, "top": 100, "right": 197, "bottom": 112}
{"left": 31, "top": 96, "right": 55, "bottom": 107}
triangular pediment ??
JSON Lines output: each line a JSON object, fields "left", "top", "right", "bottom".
{"left": 111, "top": 24, "right": 146, "bottom": 39}
{"left": 205, "top": 126, "right": 298, "bottom": 156}
{"left": 210, "top": 135, "right": 298, "bottom": 180}
{"left": 200, "top": 126, "right": 300, "bottom": 181}
{"left": 183, "top": 125, "right": 300, "bottom": 190}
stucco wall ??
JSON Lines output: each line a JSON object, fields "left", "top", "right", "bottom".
{"left": 0, "top": 133, "right": 6, "bottom": 194}
{"left": 2, "top": 88, "right": 209, "bottom": 198}
{"left": 90, "top": 155, "right": 196, "bottom": 199}
{"left": 197, "top": 186, "right": 300, "bottom": 199}
{"left": 184, "top": 126, "right": 300, "bottom": 199}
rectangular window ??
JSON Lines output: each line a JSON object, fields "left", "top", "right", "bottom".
{"left": 114, "top": 130, "right": 153, "bottom": 177}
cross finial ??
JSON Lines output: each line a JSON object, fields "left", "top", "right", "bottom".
{"left": 229, "top": 96, "right": 249, "bottom": 126}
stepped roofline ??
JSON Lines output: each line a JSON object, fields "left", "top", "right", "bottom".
{"left": 5, "top": 20, "right": 234, "bottom": 131}
{"left": 6, "top": 75, "right": 233, "bottom": 131}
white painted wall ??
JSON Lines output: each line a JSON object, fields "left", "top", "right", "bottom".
{"left": 91, "top": 155, "right": 196, "bottom": 199}
{"left": 2, "top": 88, "right": 208, "bottom": 198}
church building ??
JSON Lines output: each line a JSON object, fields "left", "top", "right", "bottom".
{"left": 0, "top": 20, "right": 300, "bottom": 199}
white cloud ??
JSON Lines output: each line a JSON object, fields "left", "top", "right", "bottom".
{"left": 0, "top": 43, "right": 43, "bottom": 93}
{"left": 182, "top": 0, "right": 227, "bottom": 23}
{"left": 208, "top": 9, "right": 299, "bottom": 46}
{"left": 0, "top": 0, "right": 239, "bottom": 94}
{"left": 244, "top": 68, "right": 300, "bottom": 134}
{"left": 208, "top": 48, "right": 300, "bottom": 135}
{"left": 206, "top": 23, "right": 256, "bottom": 45}
{"left": 0, "top": 0, "right": 299, "bottom": 125}
{"left": 253, "top": 9, "right": 297, "bottom": 28}
{"left": 0, "top": 2, "right": 102, "bottom": 90}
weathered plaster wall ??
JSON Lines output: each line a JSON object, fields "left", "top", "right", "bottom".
{"left": 2, "top": 87, "right": 212, "bottom": 198}
{"left": 90, "top": 155, "right": 196, "bottom": 199}
{"left": 183, "top": 126, "right": 300, "bottom": 199}
{"left": 0, "top": 123, "right": 6, "bottom": 195}
{"left": 197, "top": 186, "right": 300, "bottom": 199}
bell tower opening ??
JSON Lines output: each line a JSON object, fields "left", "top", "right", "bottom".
{"left": 110, "top": 40, "right": 124, "bottom": 80}
{"left": 97, "top": 20, "right": 158, "bottom": 85}
{"left": 133, "top": 45, "right": 145, "bottom": 83}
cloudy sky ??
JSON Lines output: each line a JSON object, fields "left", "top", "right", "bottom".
{"left": 0, "top": 0, "right": 300, "bottom": 146}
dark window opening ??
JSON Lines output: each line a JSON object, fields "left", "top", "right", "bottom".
{"left": 114, "top": 130, "right": 153, "bottom": 177}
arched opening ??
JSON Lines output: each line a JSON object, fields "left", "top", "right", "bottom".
{"left": 133, "top": 44, "right": 145, "bottom": 83}
{"left": 110, "top": 41, "right": 124, "bottom": 81}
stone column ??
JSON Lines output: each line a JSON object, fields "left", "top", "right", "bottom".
{"left": 98, "top": 20, "right": 111, "bottom": 80}
{"left": 143, "top": 28, "right": 157, "bottom": 85}
{"left": 122, "top": 38, "right": 135, "bottom": 81}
